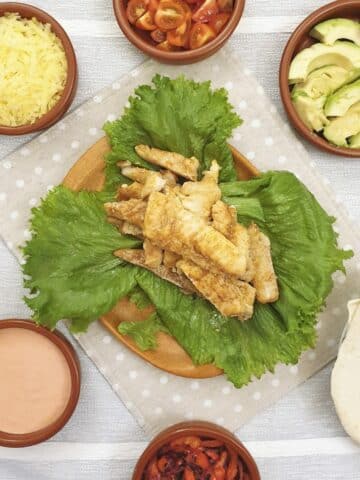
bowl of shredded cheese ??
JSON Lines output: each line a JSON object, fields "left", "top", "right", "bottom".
{"left": 0, "top": 3, "right": 77, "bottom": 135}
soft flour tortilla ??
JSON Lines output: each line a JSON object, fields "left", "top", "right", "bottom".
{"left": 331, "top": 299, "right": 360, "bottom": 444}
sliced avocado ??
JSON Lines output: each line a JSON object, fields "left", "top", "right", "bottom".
{"left": 310, "top": 18, "right": 360, "bottom": 46}
{"left": 349, "top": 132, "right": 360, "bottom": 148}
{"left": 325, "top": 78, "right": 360, "bottom": 116}
{"left": 323, "top": 102, "right": 360, "bottom": 146}
{"left": 292, "top": 65, "right": 351, "bottom": 99}
{"left": 292, "top": 93, "right": 329, "bottom": 132}
{"left": 289, "top": 41, "right": 360, "bottom": 84}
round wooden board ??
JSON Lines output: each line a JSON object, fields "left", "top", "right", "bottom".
{"left": 63, "top": 137, "right": 259, "bottom": 378}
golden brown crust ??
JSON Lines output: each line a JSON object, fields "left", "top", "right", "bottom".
{"left": 248, "top": 223, "right": 279, "bottom": 304}
{"left": 114, "top": 249, "right": 196, "bottom": 294}
{"left": 143, "top": 239, "right": 163, "bottom": 268}
{"left": 135, "top": 144, "right": 199, "bottom": 181}
{"left": 104, "top": 199, "right": 147, "bottom": 228}
{"left": 177, "top": 259, "right": 256, "bottom": 320}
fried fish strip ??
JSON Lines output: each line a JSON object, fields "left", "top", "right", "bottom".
{"left": 177, "top": 260, "right": 256, "bottom": 320}
{"left": 212, "top": 200, "right": 254, "bottom": 282}
{"left": 144, "top": 191, "right": 248, "bottom": 277}
{"left": 117, "top": 182, "right": 146, "bottom": 200}
{"left": 179, "top": 161, "right": 221, "bottom": 220}
{"left": 119, "top": 221, "right": 143, "bottom": 238}
{"left": 248, "top": 223, "right": 279, "bottom": 304}
{"left": 114, "top": 249, "right": 196, "bottom": 294}
{"left": 104, "top": 199, "right": 147, "bottom": 228}
{"left": 117, "top": 172, "right": 167, "bottom": 201}
{"left": 120, "top": 165, "right": 178, "bottom": 187}
{"left": 143, "top": 239, "right": 163, "bottom": 268}
{"left": 135, "top": 145, "right": 199, "bottom": 181}
{"left": 163, "top": 250, "right": 180, "bottom": 269}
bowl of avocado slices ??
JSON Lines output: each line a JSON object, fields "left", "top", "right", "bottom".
{"left": 279, "top": 0, "right": 360, "bottom": 157}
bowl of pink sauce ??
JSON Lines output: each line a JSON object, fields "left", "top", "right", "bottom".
{"left": 0, "top": 319, "right": 80, "bottom": 447}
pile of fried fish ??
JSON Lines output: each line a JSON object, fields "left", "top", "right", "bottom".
{"left": 105, "top": 145, "right": 279, "bottom": 321}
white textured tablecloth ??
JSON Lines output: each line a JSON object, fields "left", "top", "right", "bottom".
{"left": 1, "top": 1, "right": 360, "bottom": 479}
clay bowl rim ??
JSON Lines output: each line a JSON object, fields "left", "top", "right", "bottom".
{"left": 0, "top": 2, "right": 78, "bottom": 136}
{"left": 132, "top": 421, "right": 261, "bottom": 479}
{"left": 0, "top": 319, "right": 81, "bottom": 448}
{"left": 279, "top": 0, "right": 360, "bottom": 158}
{"left": 113, "top": 0, "right": 246, "bottom": 64}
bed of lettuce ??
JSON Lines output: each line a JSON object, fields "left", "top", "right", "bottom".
{"left": 23, "top": 75, "right": 352, "bottom": 387}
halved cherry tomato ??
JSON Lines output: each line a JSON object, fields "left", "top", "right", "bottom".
{"left": 167, "top": 18, "right": 191, "bottom": 46}
{"left": 192, "top": 0, "right": 218, "bottom": 23}
{"left": 167, "top": 3, "right": 191, "bottom": 46}
{"left": 126, "top": 0, "right": 149, "bottom": 24}
{"left": 136, "top": 10, "right": 157, "bottom": 29}
{"left": 209, "top": 12, "right": 230, "bottom": 33}
{"left": 155, "top": 0, "right": 188, "bottom": 31}
{"left": 150, "top": 28, "right": 166, "bottom": 42}
{"left": 189, "top": 22, "right": 216, "bottom": 49}
{"left": 148, "top": 0, "right": 160, "bottom": 12}
{"left": 156, "top": 39, "right": 181, "bottom": 50}
{"left": 217, "top": 0, "right": 234, "bottom": 12}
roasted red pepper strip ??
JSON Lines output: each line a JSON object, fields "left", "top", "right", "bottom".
{"left": 143, "top": 436, "right": 249, "bottom": 479}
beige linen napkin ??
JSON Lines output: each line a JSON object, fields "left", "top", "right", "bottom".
{"left": 0, "top": 48, "right": 359, "bottom": 437}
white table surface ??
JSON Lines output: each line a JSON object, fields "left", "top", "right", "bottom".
{"left": 1, "top": 1, "right": 359, "bottom": 478}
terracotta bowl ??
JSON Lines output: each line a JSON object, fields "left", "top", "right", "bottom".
{"left": 279, "top": 0, "right": 360, "bottom": 158}
{"left": 0, "top": 3, "right": 78, "bottom": 136}
{"left": 113, "top": 0, "right": 246, "bottom": 64}
{"left": 0, "top": 319, "right": 80, "bottom": 448}
{"left": 132, "top": 421, "right": 261, "bottom": 479}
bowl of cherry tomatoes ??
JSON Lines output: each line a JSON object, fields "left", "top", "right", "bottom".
{"left": 113, "top": 0, "right": 246, "bottom": 63}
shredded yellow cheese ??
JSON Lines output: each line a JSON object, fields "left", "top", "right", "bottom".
{"left": 0, "top": 13, "right": 68, "bottom": 127}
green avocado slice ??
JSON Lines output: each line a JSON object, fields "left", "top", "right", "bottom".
{"left": 325, "top": 78, "right": 360, "bottom": 116}
{"left": 292, "top": 93, "right": 329, "bottom": 132}
{"left": 289, "top": 41, "right": 360, "bottom": 84}
{"left": 323, "top": 102, "right": 360, "bottom": 147}
{"left": 310, "top": 18, "right": 360, "bottom": 46}
{"left": 349, "top": 132, "right": 360, "bottom": 148}
{"left": 291, "top": 65, "right": 359, "bottom": 99}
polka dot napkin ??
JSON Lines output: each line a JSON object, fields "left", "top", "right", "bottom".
{"left": 0, "top": 48, "right": 359, "bottom": 437}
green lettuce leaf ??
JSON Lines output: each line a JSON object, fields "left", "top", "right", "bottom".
{"left": 128, "top": 285, "right": 152, "bottom": 310}
{"left": 23, "top": 186, "right": 141, "bottom": 332}
{"left": 103, "top": 74, "right": 242, "bottom": 193}
{"left": 118, "top": 312, "right": 169, "bottom": 351}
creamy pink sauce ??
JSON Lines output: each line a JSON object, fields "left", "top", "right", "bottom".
{"left": 0, "top": 327, "right": 72, "bottom": 434}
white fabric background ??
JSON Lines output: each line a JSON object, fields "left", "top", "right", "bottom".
{"left": 0, "top": 1, "right": 359, "bottom": 478}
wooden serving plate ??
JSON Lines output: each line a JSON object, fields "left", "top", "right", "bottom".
{"left": 63, "top": 137, "right": 259, "bottom": 378}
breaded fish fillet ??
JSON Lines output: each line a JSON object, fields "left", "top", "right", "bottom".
{"left": 144, "top": 191, "right": 247, "bottom": 277}
{"left": 163, "top": 250, "right": 180, "bottom": 269}
{"left": 135, "top": 145, "right": 199, "bottom": 181}
{"left": 212, "top": 200, "right": 254, "bottom": 282}
{"left": 248, "top": 223, "right": 279, "bottom": 304}
{"left": 120, "top": 165, "right": 178, "bottom": 187}
{"left": 143, "top": 239, "right": 163, "bottom": 268}
{"left": 119, "top": 222, "right": 143, "bottom": 238}
{"left": 177, "top": 259, "right": 256, "bottom": 320}
{"left": 104, "top": 199, "right": 147, "bottom": 228}
{"left": 117, "top": 182, "right": 147, "bottom": 200}
{"left": 179, "top": 161, "right": 221, "bottom": 220}
{"left": 117, "top": 171, "right": 167, "bottom": 201}
{"left": 114, "top": 249, "right": 196, "bottom": 294}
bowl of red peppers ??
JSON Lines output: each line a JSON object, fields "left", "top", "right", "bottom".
{"left": 132, "top": 421, "right": 261, "bottom": 479}
{"left": 113, "top": 0, "right": 246, "bottom": 63}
